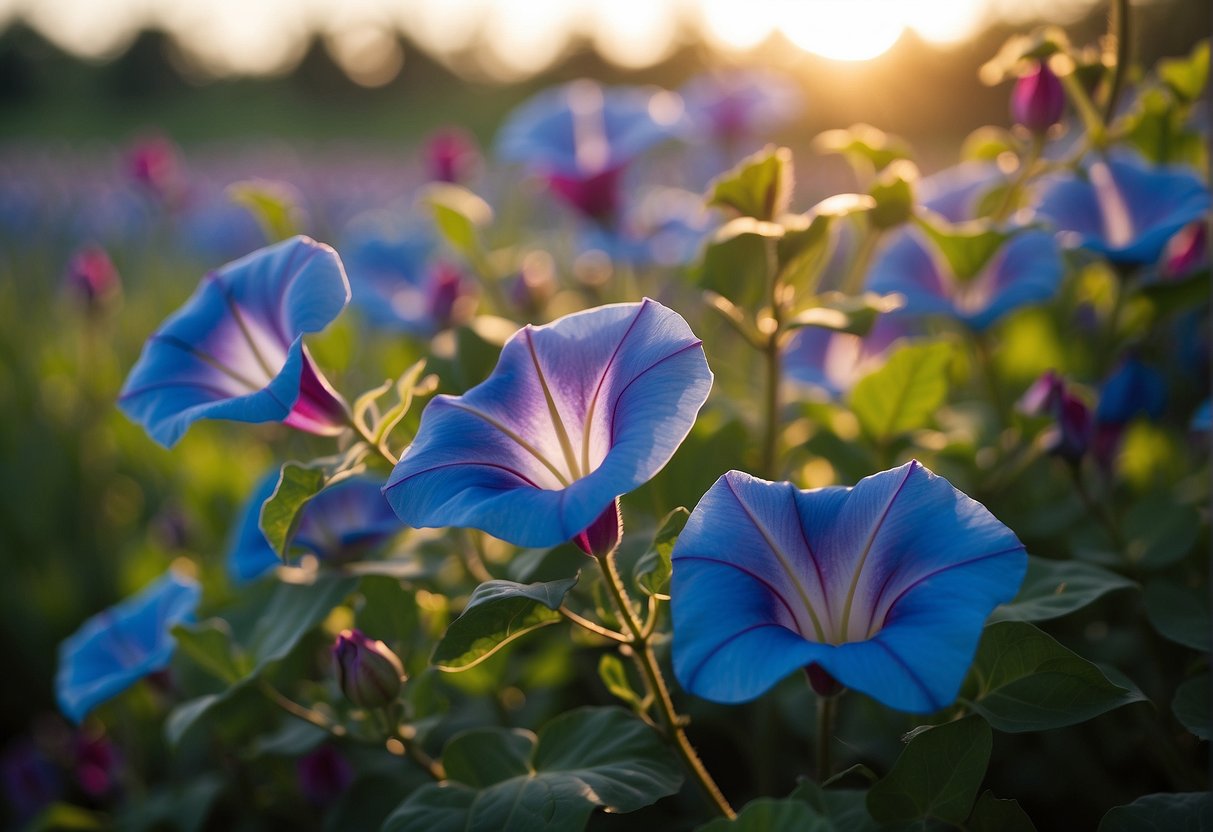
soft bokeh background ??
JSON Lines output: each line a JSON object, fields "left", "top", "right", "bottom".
{"left": 0, "top": 0, "right": 1206, "bottom": 823}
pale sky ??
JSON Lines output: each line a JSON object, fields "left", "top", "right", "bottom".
{"left": 1, "top": 0, "right": 1108, "bottom": 83}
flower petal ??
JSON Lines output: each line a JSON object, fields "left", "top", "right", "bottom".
{"left": 384, "top": 298, "right": 711, "bottom": 547}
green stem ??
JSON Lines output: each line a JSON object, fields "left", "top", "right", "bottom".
{"left": 992, "top": 134, "right": 1046, "bottom": 222}
{"left": 1103, "top": 0, "right": 1132, "bottom": 127}
{"left": 816, "top": 695, "right": 837, "bottom": 782}
{"left": 761, "top": 236, "right": 784, "bottom": 480}
{"left": 595, "top": 549, "right": 736, "bottom": 819}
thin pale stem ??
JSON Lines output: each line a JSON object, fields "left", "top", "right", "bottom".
{"left": 595, "top": 549, "right": 736, "bottom": 819}
{"left": 761, "top": 236, "right": 784, "bottom": 481}
{"left": 1103, "top": 0, "right": 1131, "bottom": 126}
{"left": 559, "top": 605, "right": 630, "bottom": 643}
{"left": 393, "top": 724, "right": 447, "bottom": 781}
{"left": 258, "top": 679, "right": 346, "bottom": 738}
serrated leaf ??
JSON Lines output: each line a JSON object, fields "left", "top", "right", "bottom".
{"left": 698, "top": 217, "right": 781, "bottom": 308}
{"left": 1172, "top": 673, "right": 1210, "bottom": 740}
{"left": 698, "top": 798, "right": 831, "bottom": 832}
{"left": 967, "top": 790, "right": 1037, "bottom": 832}
{"left": 849, "top": 340, "right": 952, "bottom": 442}
{"left": 989, "top": 557, "right": 1136, "bottom": 623}
{"left": 1098, "top": 792, "right": 1212, "bottom": 832}
{"left": 633, "top": 507, "right": 689, "bottom": 600}
{"left": 382, "top": 708, "right": 682, "bottom": 832}
{"left": 1144, "top": 580, "right": 1210, "bottom": 651}
{"left": 422, "top": 182, "right": 493, "bottom": 259}
{"left": 172, "top": 619, "right": 248, "bottom": 683}
{"left": 432, "top": 576, "right": 578, "bottom": 671}
{"left": 260, "top": 462, "right": 328, "bottom": 558}
{"left": 965, "top": 621, "right": 1147, "bottom": 732}
{"left": 915, "top": 215, "right": 1015, "bottom": 282}
{"left": 787, "top": 291, "right": 905, "bottom": 336}
{"left": 707, "top": 145, "right": 793, "bottom": 221}
{"left": 598, "top": 654, "right": 644, "bottom": 709}
{"left": 867, "top": 716, "right": 992, "bottom": 825}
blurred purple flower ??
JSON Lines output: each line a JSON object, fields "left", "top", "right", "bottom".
{"left": 73, "top": 729, "right": 121, "bottom": 800}
{"left": 228, "top": 475, "right": 403, "bottom": 583}
{"left": 1017, "top": 370, "right": 1093, "bottom": 462}
{"left": 681, "top": 68, "right": 803, "bottom": 145}
{"left": 296, "top": 745, "right": 354, "bottom": 806}
{"left": 124, "top": 134, "right": 187, "bottom": 207}
{"left": 63, "top": 245, "right": 121, "bottom": 312}
{"left": 784, "top": 317, "right": 906, "bottom": 398}
{"left": 1035, "top": 153, "right": 1210, "bottom": 266}
{"left": 578, "top": 188, "right": 717, "bottom": 268}
{"left": 56, "top": 570, "right": 201, "bottom": 724}
{"left": 671, "top": 462, "right": 1026, "bottom": 712}
{"left": 424, "top": 127, "right": 481, "bottom": 184}
{"left": 1091, "top": 358, "right": 1167, "bottom": 469}
{"left": 119, "top": 236, "right": 351, "bottom": 447}
{"left": 1161, "top": 222, "right": 1206, "bottom": 280}
{"left": 384, "top": 299, "right": 712, "bottom": 547}
{"left": 1, "top": 739, "right": 62, "bottom": 823}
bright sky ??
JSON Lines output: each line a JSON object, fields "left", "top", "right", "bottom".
{"left": 1, "top": 0, "right": 1106, "bottom": 83}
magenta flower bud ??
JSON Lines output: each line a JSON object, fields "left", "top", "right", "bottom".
{"left": 425, "top": 262, "right": 474, "bottom": 331}
{"left": 1011, "top": 61, "right": 1065, "bottom": 134}
{"left": 1017, "top": 371, "right": 1092, "bottom": 463}
{"left": 572, "top": 498, "right": 622, "bottom": 558}
{"left": 1162, "top": 222, "right": 1207, "bottom": 280}
{"left": 74, "top": 730, "right": 121, "bottom": 799}
{"left": 296, "top": 745, "right": 353, "bottom": 806}
{"left": 125, "top": 135, "right": 186, "bottom": 205}
{"left": 547, "top": 167, "right": 622, "bottom": 225}
{"left": 332, "top": 629, "right": 404, "bottom": 709}
{"left": 64, "top": 246, "right": 121, "bottom": 312}
{"left": 425, "top": 128, "right": 480, "bottom": 184}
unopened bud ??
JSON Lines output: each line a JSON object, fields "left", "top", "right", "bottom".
{"left": 573, "top": 499, "right": 622, "bottom": 558}
{"left": 332, "top": 629, "right": 404, "bottom": 709}
{"left": 1011, "top": 61, "right": 1065, "bottom": 134}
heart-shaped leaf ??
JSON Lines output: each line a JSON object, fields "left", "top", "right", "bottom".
{"left": 989, "top": 557, "right": 1136, "bottom": 623}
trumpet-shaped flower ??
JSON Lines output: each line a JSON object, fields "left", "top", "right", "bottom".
{"left": 496, "top": 80, "right": 688, "bottom": 222}
{"left": 229, "top": 475, "right": 404, "bottom": 583}
{"left": 671, "top": 462, "right": 1026, "bottom": 713}
{"left": 56, "top": 570, "right": 201, "bottom": 724}
{"left": 867, "top": 227, "right": 1062, "bottom": 330}
{"left": 384, "top": 299, "right": 712, "bottom": 548}
{"left": 784, "top": 317, "right": 907, "bottom": 398}
{"left": 1035, "top": 154, "right": 1210, "bottom": 265}
{"left": 119, "top": 236, "right": 352, "bottom": 447}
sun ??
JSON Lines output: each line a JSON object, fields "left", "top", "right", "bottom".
{"left": 777, "top": 0, "right": 904, "bottom": 61}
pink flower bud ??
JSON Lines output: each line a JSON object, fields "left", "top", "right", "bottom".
{"left": 1011, "top": 62, "right": 1065, "bottom": 134}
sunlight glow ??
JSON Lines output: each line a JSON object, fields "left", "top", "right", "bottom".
{"left": 777, "top": 0, "right": 904, "bottom": 61}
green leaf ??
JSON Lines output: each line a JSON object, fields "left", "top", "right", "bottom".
{"left": 849, "top": 340, "right": 951, "bottom": 443}
{"left": 707, "top": 145, "right": 793, "bottom": 221}
{"left": 247, "top": 577, "right": 359, "bottom": 671}
{"left": 1144, "top": 580, "right": 1210, "bottom": 651}
{"left": 778, "top": 194, "right": 875, "bottom": 294}
{"left": 356, "top": 575, "right": 420, "bottom": 648}
{"left": 915, "top": 215, "right": 1015, "bottom": 282}
{"left": 1123, "top": 497, "right": 1200, "bottom": 570}
{"left": 632, "top": 507, "right": 689, "bottom": 600}
{"left": 227, "top": 179, "right": 301, "bottom": 242}
{"left": 698, "top": 798, "right": 831, "bottom": 832}
{"left": 259, "top": 462, "right": 328, "bottom": 558}
{"left": 789, "top": 780, "right": 880, "bottom": 832}
{"left": 422, "top": 182, "right": 493, "bottom": 259}
{"left": 432, "top": 576, "right": 579, "bottom": 671}
{"left": 989, "top": 557, "right": 1136, "bottom": 623}
{"left": 698, "top": 217, "right": 781, "bottom": 308}
{"left": 966, "top": 621, "right": 1147, "bottom": 732}
{"left": 382, "top": 707, "right": 682, "bottom": 832}
{"left": 165, "top": 693, "right": 224, "bottom": 747}
{"left": 961, "top": 127, "right": 1021, "bottom": 162}
{"left": 27, "top": 803, "right": 108, "bottom": 831}
{"left": 867, "top": 160, "right": 918, "bottom": 229}
{"left": 787, "top": 291, "right": 905, "bottom": 336}
{"left": 1098, "top": 792, "right": 1212, "bottom": 832}
{"left": 598, "top": 654, "right": 644, "bottom": 709}
{"left": 866, "top": 716, "right": 991, "bottom": 825}
{"left": 814, "top": 123, "right": 912, "bottom": 173}
{"left": 1172, "top": 673, "right": 1210, "bottom": 740}
{"left": 1158, "top": 40, "right": 1210, "bottom": 103}
{"left": 172, "top": 619, "right": 248, "bottom": 683}
{"left": 967, "top": 790, "right": 1037, "bottom": 832}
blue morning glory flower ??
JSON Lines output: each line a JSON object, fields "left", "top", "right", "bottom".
{"left": 1035, "top": 153, "right": 1210, "bottom": 266}
{"left": 496, "top": 80, "right": 688, "bottom": 222}
{"left": 578, "top": 188, "right": 717, "bottom": 268}
{"left": 119, "top": 236, "right": 352, "bottom": 447}
{"left": 866, "top": 227, "right": 1063, "bottom": 330}
{"left": 784, "top": 318, "right": 907, "bottom": 398}
{"left": 1096, "top": 358, "right": 1166, "bottom": 426}
{"left": 916, "top": 162, "right": 1005, "bottom": 223}
{"left": 340, "top": 212, "right": 474, "bottom": 336}
{"left": 671, "top": 462, "right": 1026, "bottom": 713}
{"left": 56, "top": 570, "right": 202, "bottom": 724}
{"left": 383, "top": 299, "right": 712, "bottom": 548}
{"left": 229, "top": 474, "right": 405, "bottom": 583}
{"left": 680, "top": 69, "right": 803, "bottom": 145}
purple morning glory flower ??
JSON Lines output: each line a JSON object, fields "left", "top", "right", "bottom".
{"left": 578, "top": 188, "right": 717, "bottom": 268}
{"left": 340, "top": 213, "right": 474, "bottom": 336}
{"left": 916, "top": 162, "right": 1005, "bottom": 224}
{"left": 784, "top": 317, "right": 907, "bottom": 398}
{"left": 383, "top": 299, "right": 712, "bottom": 548}
{"left": 496, "top": 80, "right": 688, "bottom": 222}
{"left": 671, "top": 462, "right": 1026, "bottom": 713}
{"left": 1035, "top": 153, "right": 1210, "bottom": 266}
{"left": 118, "top": 236, "right": 352, "bottom": 447}
{"left": 56, "top": 570, "right": 201, "bottom": 724}
{"left": 680, "top": 69, "right": 803, "bottom": 145}
{"left": 866, "top": 227, "right": 1063, "bottom": 330}
{"left": 229, "top": 474, "right": 404, "bottom": 583}
{"left": 1017, "top": 370, "right": 1093, "bottom": 463}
